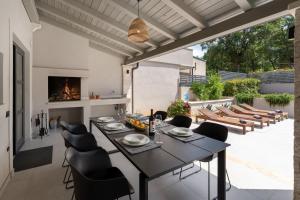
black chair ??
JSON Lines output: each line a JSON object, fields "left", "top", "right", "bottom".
{"left": 61, "top": 131, "right": 99, "bottom": 189}
{"left": 154, "top": 111, "right": 168, "bottom": 121}
{"left": 168, "top": 115, "right": 192, "bottom": 128}
{"left": 60, "top": 120, "right": 88, "bottom": 135}
{"left": 67, "top": 147, "right": 134, "bottom": 200}
{"left": 191, "top": 122, "right": 231, "bottom": 200}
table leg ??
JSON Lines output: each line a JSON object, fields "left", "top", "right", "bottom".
{"left": 139, "top": 173, "right": 148, "bottom": 200}
{"left": 217, "top": 149, "right": 226, "bottom": 200}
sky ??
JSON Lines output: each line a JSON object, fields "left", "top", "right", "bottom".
{"left": 188, "top": 44, "right": 207, "bottom": 58}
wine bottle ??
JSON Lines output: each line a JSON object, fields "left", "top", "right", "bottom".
{"left": 149, "top": 109, "right": 155, "bottom": 137}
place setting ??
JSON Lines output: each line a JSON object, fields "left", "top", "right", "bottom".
{"left": 159, "top": 126, "right": 205, "bottom": 143}
{"left": 99, "top": 121, "right": 134, "bottom": 134}
{"left": 115, "top": 133, "right": 162, "bottom": 155}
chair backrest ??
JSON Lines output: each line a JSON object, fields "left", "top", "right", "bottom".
{"left": 193, "top": 122, "right": 228, "bottom": 142}
{"left": 62, "top": 131, "right": 98, "bottom": 151}
{"left": 154, "top": 111, "right": 168, "bottom": 121}
{"left": 68, "top": 148, "right": 130, "bottom": 200}
{"left": 217, "top": 107, "right": 237, "bottom": 116}
{"left": 231, "top": 105, "right": 249, "bottom": 113}
{"left": 199, "top": 108, "right": 220, "bottom": 119}
{"left": 60, "top": 120, "right": 88, "bottom": 135}
{"left": 169, "top": 115, "right": 192, "bottom": 128}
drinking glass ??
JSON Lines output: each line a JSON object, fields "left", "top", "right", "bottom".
{"left": 154, "top": 114, "right": 163, "bottom": 144}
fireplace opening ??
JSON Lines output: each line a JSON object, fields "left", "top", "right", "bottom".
{"left": 48, "top": 76, "right": 81, "bottom": 102}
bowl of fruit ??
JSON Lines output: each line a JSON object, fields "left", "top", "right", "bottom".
{"left": 127, "top": 119, "right": 147, "bottom": 132}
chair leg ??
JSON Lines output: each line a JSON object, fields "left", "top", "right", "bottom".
{"left": 71, "top": 191, "right": 75, "bottom": 200}
{"left": 226, "top": 169, "right": 231, "bottom": 192}
{"left": 178, "top": 162, "right": 201, "bottom": 180}
{"left": 63, "top": 165, "right": 70, "bottom": 184}
{"left": 173, "top": 163, "right": 195, "bottom": 175}
{"left": 62, "top": 149, "right": 68, "bottom": 168}
{"left": 65, "top": 169, "right": 74, "bottom": 189}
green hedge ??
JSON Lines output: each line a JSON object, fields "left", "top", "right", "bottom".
{"left": 190, "top": 74, "right": 223, "bottom": 100}
{"left": 264, "top": 93, "right": 294, "bottom": 107}
{"left": 223, "top": 78, "right": 260, "bottom": 96}
{"left": 235, "top": 93, "right": 259, "bottom": 105}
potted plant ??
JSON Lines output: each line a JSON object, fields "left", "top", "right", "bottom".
{"left": 167, "top": 99, "right": 191, "bottom": 117}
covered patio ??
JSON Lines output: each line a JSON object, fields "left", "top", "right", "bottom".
{"left": 0, "top": 0, "right": 300, "bottom": 200}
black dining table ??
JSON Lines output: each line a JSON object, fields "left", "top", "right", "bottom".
{"left": 90, "top": 119, "right": 230, "bottom": 200}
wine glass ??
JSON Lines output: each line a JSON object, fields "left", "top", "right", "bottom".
{"left": 154, "top": 114, "right": 163, "bottom": 144}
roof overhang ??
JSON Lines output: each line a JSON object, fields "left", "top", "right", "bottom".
{"left": 124, "top": 0, "right": 298, "bottom": 65}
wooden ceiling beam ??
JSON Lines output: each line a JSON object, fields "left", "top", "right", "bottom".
{"left": 161, "top": 0, "right": 207, "bottom": 28}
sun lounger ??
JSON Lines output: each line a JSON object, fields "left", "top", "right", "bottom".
{"left": 196, "top": 108, "right": 254, "bottom": 135}
{"left": 231, "top": 105, "right": 281, "bottom": 123}
{"left": 217, "top": 107, "right": 270, "bottom": 128}
{"left": 239, "top": 103, "right": 288, "bottom": 120}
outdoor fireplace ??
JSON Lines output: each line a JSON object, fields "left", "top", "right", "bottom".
{"left": 48, "top": 76, "right": 81, "bottom": 102}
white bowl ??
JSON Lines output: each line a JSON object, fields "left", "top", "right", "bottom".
{"left": 98, "top": 117, "right": 114, "bottom": 123}
{"left": 122, "top": 134, "right": 150, "bottom": 146}
{"left": 104, "top": 123, "right": 125, "bottom": 130}
{"left": 169, "top": 127, "right": 193, "bottom": 137}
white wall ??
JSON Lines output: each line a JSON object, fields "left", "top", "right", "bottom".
{"left": 150, "top": 49, "right": 193, "bottom": 67}
{"left": 0, "top": 0, "right": 33, "bottom": 194}
{"left": 193, "top": 58, "right": 206, "bottom": 76}
{"left": 134, "top": 61, "right": 180, "bottom": 115}
{"left": 32, "top": 22, "right": 123, "bottom": 125}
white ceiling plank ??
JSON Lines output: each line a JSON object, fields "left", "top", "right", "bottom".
{"left": 160, "top": 0, "right": 207, "bottom": 28}
{"left": 105, "top": 0, "right": 178, "bottom": 40}
{"left": 36, "top": 2, "right": 143, "bottom": 53}
{"left": 39, "top": 15, "right": 133, "bottom": 57}
{"left": 234, "top": 0, "right": 254, "bottom": 11}
{"left": 89, "top": 41, "right": 124, "bottom": 58}
{"left": 59, "top": 0, "right": 157, "bottom": 48}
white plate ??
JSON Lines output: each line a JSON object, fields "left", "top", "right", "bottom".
{"left": 98, "top": 117, "right": 114, "bottom": 123}
{"left": 169, "top": 127, "right": 193, "bottom": 137}
{"left": 104, "top": 123, "right": 125, "bottom": 131}
{"left": 122, "top": 134, "right": 150, "bottom": 146}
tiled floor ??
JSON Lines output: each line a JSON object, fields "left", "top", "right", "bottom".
{"left": 0, "top": 119, "right": 294, "bottom": 200}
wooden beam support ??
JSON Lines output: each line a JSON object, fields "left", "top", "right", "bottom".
{"left": 60, "top": 0, "right": 157, "bottom": 48}
{"left": 22, "top": 0, "right": 40, "bottom": 23}
{"left": 36, "top": 2, "right": 143, "bottom": 53}
{"left": 161, "top": 0, "right": 207, "bottom": 28}
{"left": 39, "top": 15, "right": 133, "bottom": 57}
{"left": 106, "top": 0, "right": 178, "bottom": 40}
{"left": 234, "top": 0, "right": 254, "bottom": 11}
{"left": 125, "top": 0, "right": 295, "bottom": 65}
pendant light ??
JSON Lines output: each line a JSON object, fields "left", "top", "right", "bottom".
{"left": 128, "top": 0, "right": 149, "bottom": 43}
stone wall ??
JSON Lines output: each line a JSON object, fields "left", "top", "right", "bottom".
{"left": 294, "top": 8, "right": 300, "bottom": 200}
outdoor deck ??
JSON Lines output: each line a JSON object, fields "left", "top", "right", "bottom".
{"left": 1, "top": 119, "right": 293, "bottom": 200}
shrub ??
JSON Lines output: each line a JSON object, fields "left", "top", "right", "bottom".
{"left": 223, "top": 78, "right": 260, "bottom": 96}
{"left": 264, "top": 93, "right": 294, "bottom": 107}
{"left": 167, "top": 99, "right": 191, "bottom": 117}
{"left": 190, "top": 74, "right": 223, "bottom": 100}
{"left": 206, "top": 73, "right": 224, "bottom": 100}
{"left": 190, "top": 82, "right": 209, "bottom": 100}
{"left": 235, "top": 93, "right": 259, "bottom": 105}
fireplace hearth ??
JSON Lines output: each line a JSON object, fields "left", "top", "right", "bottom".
{"left": 48, "top": 76, "right": 81, "bottom": 102}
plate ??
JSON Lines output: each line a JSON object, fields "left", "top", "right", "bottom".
{"left": 98, "top": 117, "right": 114, "bottom": 123}
{"left": 122, "top": 134, "right": 150, "bottom": 146}
{"left": 104, "top": 123, "right": 125, "bottom": 131}
{"left": 169, "top": 127, "right": 193, "bottom": 137}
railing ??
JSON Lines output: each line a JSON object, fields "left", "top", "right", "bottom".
{"left": 179, "top": 74, "right": 206, "bottom": 86}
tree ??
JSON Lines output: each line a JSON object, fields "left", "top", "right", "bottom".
{"left": 201, "top": 16, "right": 294, "bottom": 73}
